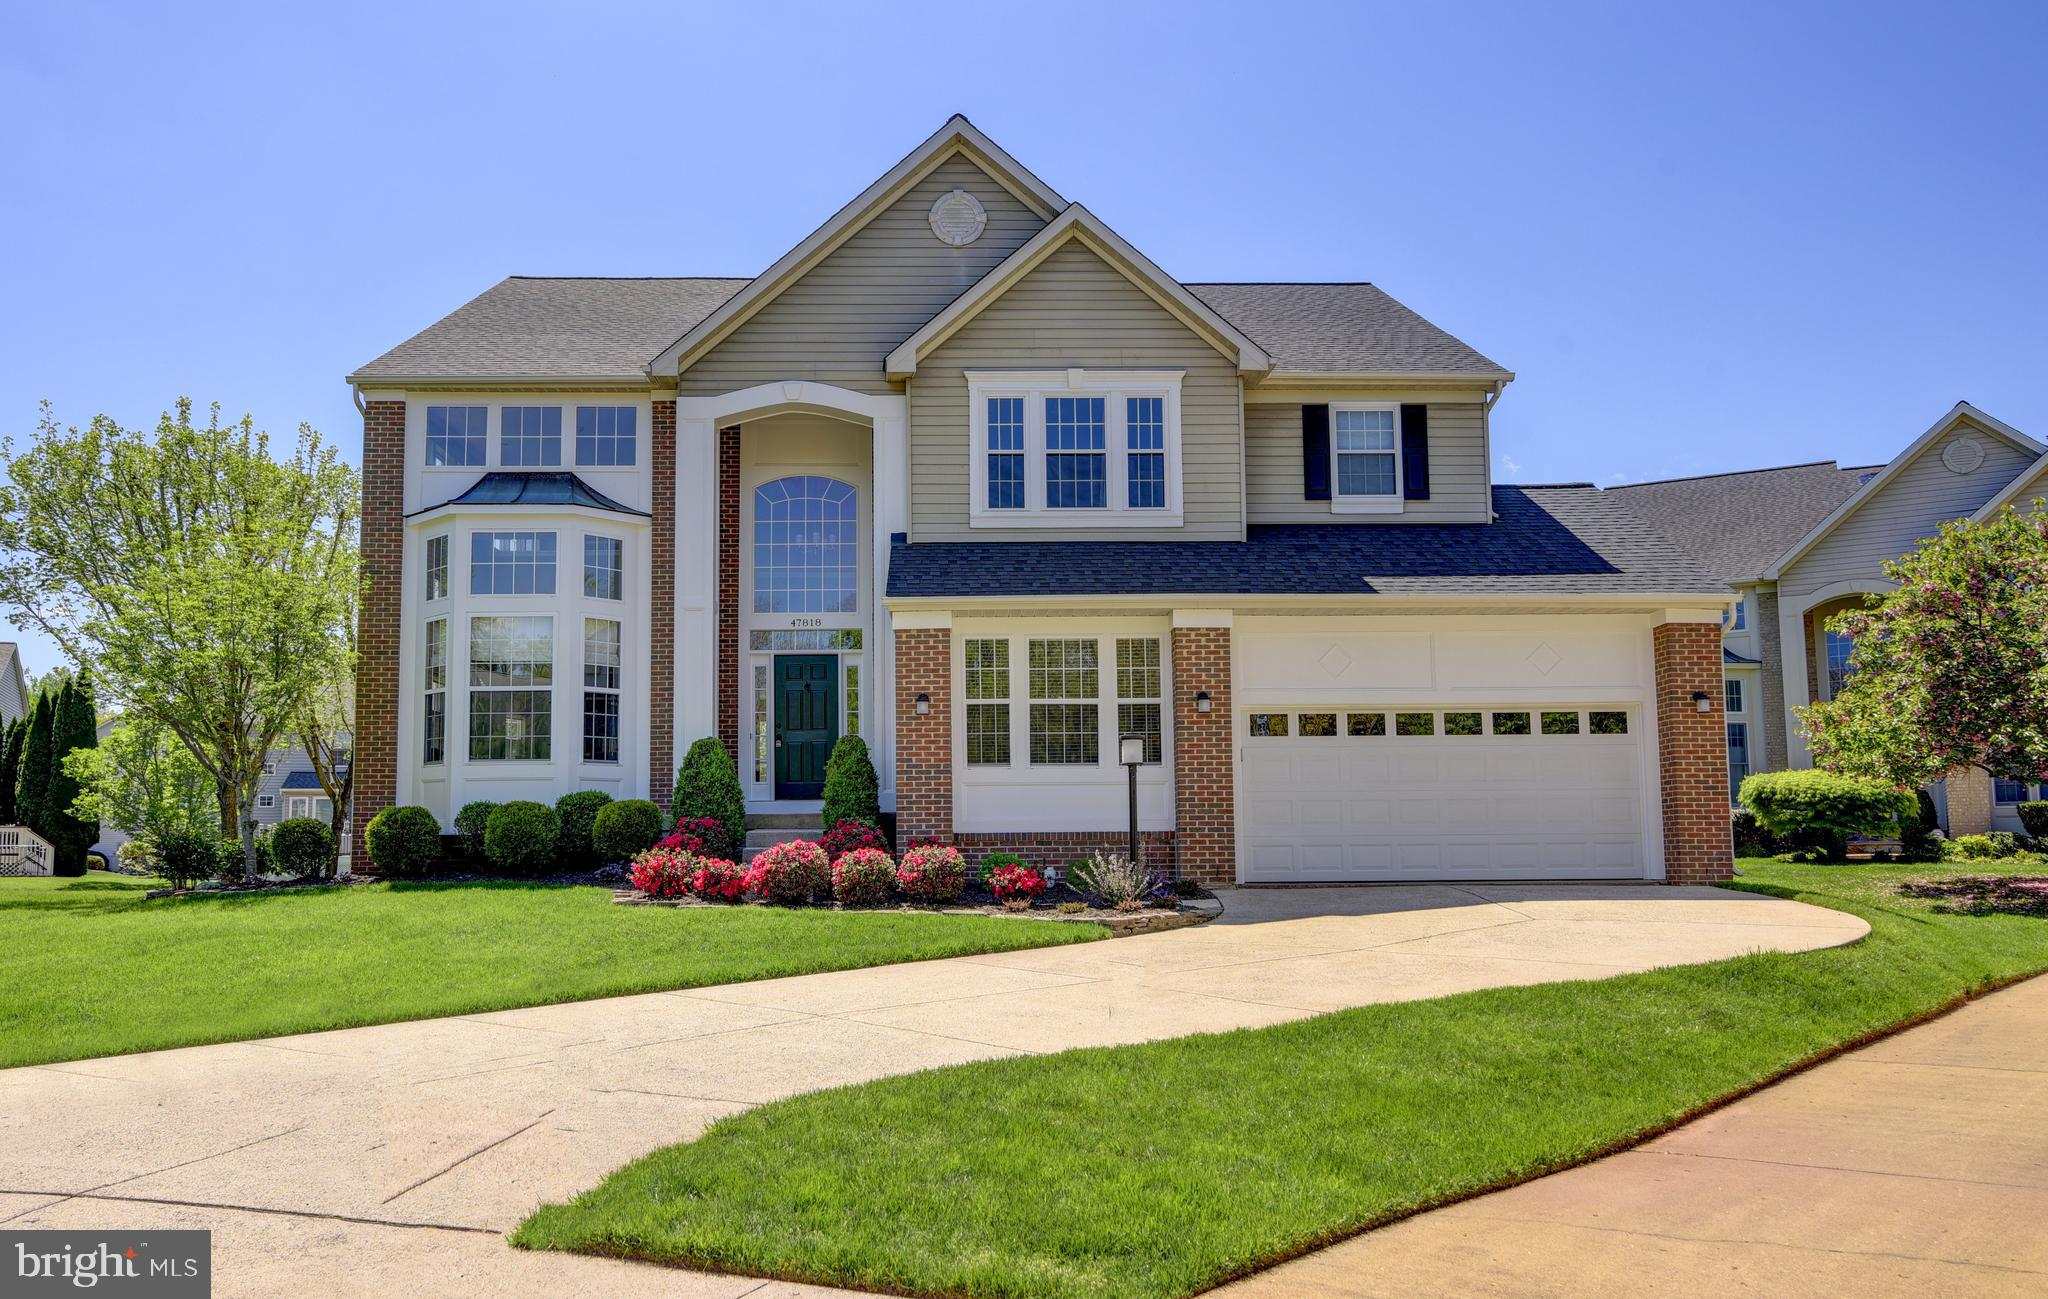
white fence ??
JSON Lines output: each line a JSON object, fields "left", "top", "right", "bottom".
{"left": 0, "top": 825, "right": 54, "bottom": 876}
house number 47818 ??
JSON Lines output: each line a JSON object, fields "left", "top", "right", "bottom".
{"left": 788, "top": 618, "right": 823, "bottom": 629}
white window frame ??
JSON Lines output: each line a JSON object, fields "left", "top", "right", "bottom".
{"left": 256, "top": 793, "right": 275, "bottom": 809}
{"left": 287, "top": 794, "right": 334, "bottom": 822}
{"left": 1724, "top": 678, "right": 1744, "bottom": 714}
{"left": 966, "top": 370, "right": 1184, "bottom": 528}
{"left": 1329, "top": 401, "right": 1404, "bottom": 515}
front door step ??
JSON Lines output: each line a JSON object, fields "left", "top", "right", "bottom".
{"left": 743, "top": 824, "right": 824, "bottom": 861}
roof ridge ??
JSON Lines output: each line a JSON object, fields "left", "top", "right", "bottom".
{"left": 1182, "top": 280, "right": 1381, "bottom": 287}
{"left": 504, "top": 275, "right": 755, "bottom": 282}
{"left": 1506, "top": 481, "right": 1597, "bottom": 490}
{"left": 1606, "top": 460, "right": 1842, "bottom": 490}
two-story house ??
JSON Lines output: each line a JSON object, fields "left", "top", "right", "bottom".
{"left": 345, "top": 117, "right": 1735, "bottom": 888}
{"left": 1614, "top": 402, "right": 2045, "bottom": 834}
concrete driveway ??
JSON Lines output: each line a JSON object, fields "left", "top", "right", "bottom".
{"left": 0, "top": 883, "right": 1864, "bottom": 1298}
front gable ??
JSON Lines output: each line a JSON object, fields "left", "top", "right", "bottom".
{"left": 1769, "top": 405, "right": 2041, "bottom": 596}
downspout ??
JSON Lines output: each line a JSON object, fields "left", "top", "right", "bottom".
{"left": 1484, "top": 379, "right": 1505, "bottom": 521}
{"left": 351, "top": 383, "right": 366, "bottom": 418}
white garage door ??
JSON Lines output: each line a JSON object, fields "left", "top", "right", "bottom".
{"left": 1240, "top": 706, "right": 1647, "bottom": 883}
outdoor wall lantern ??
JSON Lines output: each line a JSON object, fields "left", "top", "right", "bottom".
{"left": 914, "top": 691, "right": 931, "bottom": 716}
{"left": 1194, "top": 690, "right": 1213, "bottom": 714}
{"left": 1691, "top": 690, "right": 1712, "bottom": 713}
{"left": 1119, "top": 732, "right": 1147, "bottom": 867}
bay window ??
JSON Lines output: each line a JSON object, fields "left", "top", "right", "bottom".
{"left": 423, "top": 618, "right": 447, "bottom": 764}
{"left": 425, "top": 535, "right": 449, "bottom": 601}
{"left": 471, "top": 531, "right": 557, "bottom": 595}
{"left": 583, "top": 535, "right": 622, "bottom": 601}
{"left": 583, "top": 618, "right": 621, "bottom": 763}
{"left": 469, "top": 616, "right": 552, "bottom": 760}
{"left": 968, "top": 371, "right": 1183, "bottom": 526}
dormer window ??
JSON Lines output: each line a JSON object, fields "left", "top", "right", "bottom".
{"left": 1331, "top": 403, "right": 1402, "bottom": 512}
{"left": 968, "top": 371, "right": 1183, "bottom": 527}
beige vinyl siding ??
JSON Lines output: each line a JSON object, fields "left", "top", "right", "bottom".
{"left": 1779, "top": 418, "right": 2037, "bottom": 600}
{"left": 908, "top": 241, "right": 1243, "bottom": 542}
{"left": 679, "top": 155, "right": 1046, "bottom": 396}
{"left": 1245, "top": 401, "right": 1491, "bottom": 523}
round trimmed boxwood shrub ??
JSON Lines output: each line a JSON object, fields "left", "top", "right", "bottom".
{"left": 672, "top": 737, "right": 745, "bottom": 859}
{"left": 831, "top": 846, "right": 896, "bottom": 906}
{"left": 821, "top": 735, "right": 881, "bottom": 834}
{"left": 896, "top": 843, "right": 967, "bottom": 902}
{"left": 976, "top": 848, "right": 1026, "bottom": 885}
{"left": 484, "top": 801, "right": 560, "bottom": 876}
{"left": 454, "top": 800, "right": 498, "bottom": 859}
{"left": 270, "top": 816, "right": 334, "bottom": 879}
{"left": 554, "top": 790, "right": 613, "bottom": 869}
{"left": 593, "top": 798, "right": 664, "bottom": 863}
{"left": 366, "top": 805, "right": 443, "bottom": 878}
{"left": 750, "top": 839, "right": 830, "bottom": 904}
{"left": 1738, "top": 769, "right": 1917, "bottom": 862}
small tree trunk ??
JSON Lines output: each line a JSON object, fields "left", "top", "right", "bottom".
{"left": 325, "top": 772, "right": 351, "bottom": 878}
{"left": 215, "top": 781, "right": 238, "bottom": 841}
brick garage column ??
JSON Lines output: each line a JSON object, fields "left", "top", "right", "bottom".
{"left": 649, "top": 398, "right": 676, "bottom": 809}
{"left": 716, "top": 424, "right": 741, "bottom": 764}
{"left": 894, "top": 620, "right": 952, "bottom": 844}
{"left": 351, "top": 399, "right": 405, "bottom": 869}
{"left": 1946, "top": 766, "right": 1994, "bottom": 836}
{"left": 1654, "top": 619, "right": 1735, "bottom": 884}
{"left": 1171, "top": 615, "right": 1235, "bottom": 887}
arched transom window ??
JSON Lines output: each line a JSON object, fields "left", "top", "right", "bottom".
{"left": 753, "top": 475, "right": 858, "bottom": 614}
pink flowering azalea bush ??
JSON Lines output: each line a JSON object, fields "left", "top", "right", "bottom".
{"left": 989, "top": 862, "right": 1046, "bottom": 903}
{"left": 821, "top": 818, "right": 886, "bottom": 861}
{"left": 831, "top": 847, "right": 896, "bottom": 906}
{"left": 629, "top": 847, "right": 695, "bottom": 900}
{"left": 688, "top": 857, "right": 750, "bottom": 902}
{"left": 749, "top": 839, "right": 831, "bottom": 904}
{"left": 658, "top": 816, "right": 730, "bottom": 857}
{"left": 895, "top": 843, "right": 967, "bottom": 902}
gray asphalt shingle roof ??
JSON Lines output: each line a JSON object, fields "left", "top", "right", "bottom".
{"left": 887, "top": 486, "right": 1722, "bottom": 599}
{"left": 351, "top": 277, "right": 749, "bottom": 381}
{"left": 1186, "top": 283, "right": 1509, "bottom": 377}
{"left": 351, "top": 276, "right": 1507, "bottom": 382}
{"left": 1606, "top": 461, "right": 1870, "bottom": 584}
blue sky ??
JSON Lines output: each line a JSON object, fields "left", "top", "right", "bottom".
{"left": 2, "top": 1, "right": 2043, "bottom": 677}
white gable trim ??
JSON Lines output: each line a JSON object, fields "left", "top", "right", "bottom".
{"left": 648, "top": 117, "right": 1064, "bottom": 378}
{"left": 1760, "top": 402, "right": 2042, "bottom": 581}
{"left": 883, "top": 205, "right": 1274, "bottom": 379}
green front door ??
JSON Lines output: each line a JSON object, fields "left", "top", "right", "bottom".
{"left": 774, "top": 654, "right": 838, "bottom": 800}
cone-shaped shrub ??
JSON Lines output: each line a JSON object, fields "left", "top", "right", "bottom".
{"left": 820, "top": 735, "right": 880, "bottom": 835}
{"left": 672, "top": 738, "right": 744, "bottom": 858}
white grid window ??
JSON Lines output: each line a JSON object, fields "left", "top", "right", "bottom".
{"left": 966, "top": 372, "right": 1182, "bottom": 526}
{"left": 423, "top": 617, "right": 447, "bottom": 765}
{"left": 468, "top": 616, "right": 552, "bottom": 761}
{"left": 425, "top": 406, "right": 486, "bottom": 466}
{"left": 753, "top": 475, "right": 857, "bottom": 614}
{"left": 1045, "top": 397, "right": 1107, "bottom": 509}
{"left": 500, "top": 407, "right": 562, "bottom": 466}
{"left": 583, "top": 617, "right": 621, "bottom": 764}
{"left": 471, "top": 532, "right": 557, "bottom": 595}
{"left": 1029, "top": 639, "right": 1098, "bottom": 765}
{"left": 1334, "top": 406, "right": 1398, "bottom": 499}
{"left": 575, "top": 406, "right": 637, "bottom": 467}
{"left": 986, "top": 397, "right": 1026, "bottom": 510}
{"left": 846, "top": 664, "right": 861, "bottom": 739}
{"left": 424, "top": 534, "right": 448, "bottom": 601}
{"left": 1126, "top": 398, "right": 1166, "bottom": 510}
{"left": 1115, "top": 637, "right": 1162, "bottom": 764}
{"left": 965, "top": 639, "right": 1010, "bottom": 766}
{"left": 1725, "top": 679, "right": 1744, "bottom": 714}
{"left": 583, "top": 535, "right": 622, "bottom": 601}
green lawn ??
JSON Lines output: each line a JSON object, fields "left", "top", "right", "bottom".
{"left": 515, "top": 860, "right": 2048, "bottom": 1299}
{"left": 0, "top": 872, "right": 1103, "bottom": 1069}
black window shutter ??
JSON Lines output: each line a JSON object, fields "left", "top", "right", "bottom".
{"left": 1400, "top": 404, "right": 1430, "bottom": 501}
{"left": 1302, "top": 405, "right": 1331, "bottom": 501}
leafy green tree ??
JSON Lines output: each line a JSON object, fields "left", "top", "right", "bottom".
{"left": 15, "top": 693, "right": 53, "bottom": 843}
{"left": 42, "top": 675, "right": 98, "bottom": 873}
{"left": 0, "top": 399, "right": 359, "bottom": 881}
{"left": 1803, "top": 506, "right": 2048, "bottom": 789}
{"left": 65, "top": 713, "right": 215, "bottom": 842}
{"left": 0, "top": 718, "right": 23, "bottom": 824}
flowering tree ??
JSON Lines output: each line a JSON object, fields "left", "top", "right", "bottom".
{"left": 1802, "top": 505, "right": 2048, "bottom": 788}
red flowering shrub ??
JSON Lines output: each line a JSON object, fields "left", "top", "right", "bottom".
{"left": 989, "top": 863, "right": 1046, "bottom": 902}
{"left": 629, "top": 847, "right": 694, "bottom": 900}
{"left": 658, "top": 816, "right": 732, "bottom": 858}
{"left": 831, "top": 847, "right": 896, "bottom": 906}
{"left": 749, "top": 839, "right": 830, "bottom": 904}
{"left": 821, "top": 818, "right": 885, "bottom": 861}
{"left": 688, "top": 857, "right": 749, "bottom": 903}
{"left": 896, "top": 843, "right": 967, "bottom": 902}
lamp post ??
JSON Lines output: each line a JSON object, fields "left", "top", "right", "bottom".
{"left": 1118, "top": 732, "right": 1146, "bottom": 867}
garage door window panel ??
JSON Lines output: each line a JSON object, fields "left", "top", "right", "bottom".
{"left": 1249, "top": 713, "right": 1289, "bottom": 737}
{"left": 1541, "top": 711, "right": 1580, "bottom": 736}
{"left": 1445, "top": 711, "right": 1482, "bottom": 736}
{"left": 1395, "top": 712, "right": 1435, "bottom": 736}
{"left": 1491, "top": 711, "right": 1531, "bottom": 736}
{"left": 1347, "top": 713, "right": 1386, "bottom": 737}
{"left": 1298, "top": 712, "right": 1337, "bottom": 737}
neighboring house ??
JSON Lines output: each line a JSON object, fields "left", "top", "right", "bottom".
{"left": 344, "top": 116, "right": 1737, "bottom": 888}
{"left": 1615, "top": 402, "right": 2045, "bottom": 833}
{"left": 252, "top": 746, "right": 349, "bottom": 828}
{"left": 0, "top": 643, "right": 30, "bottom": 730}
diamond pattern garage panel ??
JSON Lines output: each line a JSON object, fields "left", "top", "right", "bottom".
{"left": 1240, "top": 706, "right": 1646, "bottom": 882}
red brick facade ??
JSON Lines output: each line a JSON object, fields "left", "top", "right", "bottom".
{"left": 648, "top": 398, "right": 676, "bottom": 809}
{"left": 955, "top": 831, "right": 1175, "bottom": 874}
{"left": 716, "top": 424, "right": 741, "bottom": 764}
{"left": 1654, "top": 621, "right": 1735, "bottom": 884}
{"left": 351, "top": 400, "right": 406, "bottom": 868}
{"left": 1171, "top": 624, "right": 1236, "bottom": 886}
{"left": 894, "top": 626, "right": 952, "bottom": 844}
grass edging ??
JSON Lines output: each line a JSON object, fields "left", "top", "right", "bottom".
{"left": 513, "top": 862, "right": 2048, "bottom": 1299}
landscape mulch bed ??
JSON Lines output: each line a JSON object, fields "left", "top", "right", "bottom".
{"left": 615, "top": 884, "right": 1215, "bottom": 935}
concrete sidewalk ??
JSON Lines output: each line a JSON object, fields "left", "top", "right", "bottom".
{"left": 0, "top": 883, "right": 1864, "bottom": 1298}
{"left": 1218, "top": 973, "right": 2048, "bottom": 1299}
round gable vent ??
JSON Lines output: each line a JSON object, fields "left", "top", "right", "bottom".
{"left": 1942, "top": 434, "right": 1986, "bottom": 475}
{"left": 927, "top": 189, "right": 988, "bottom": 247}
